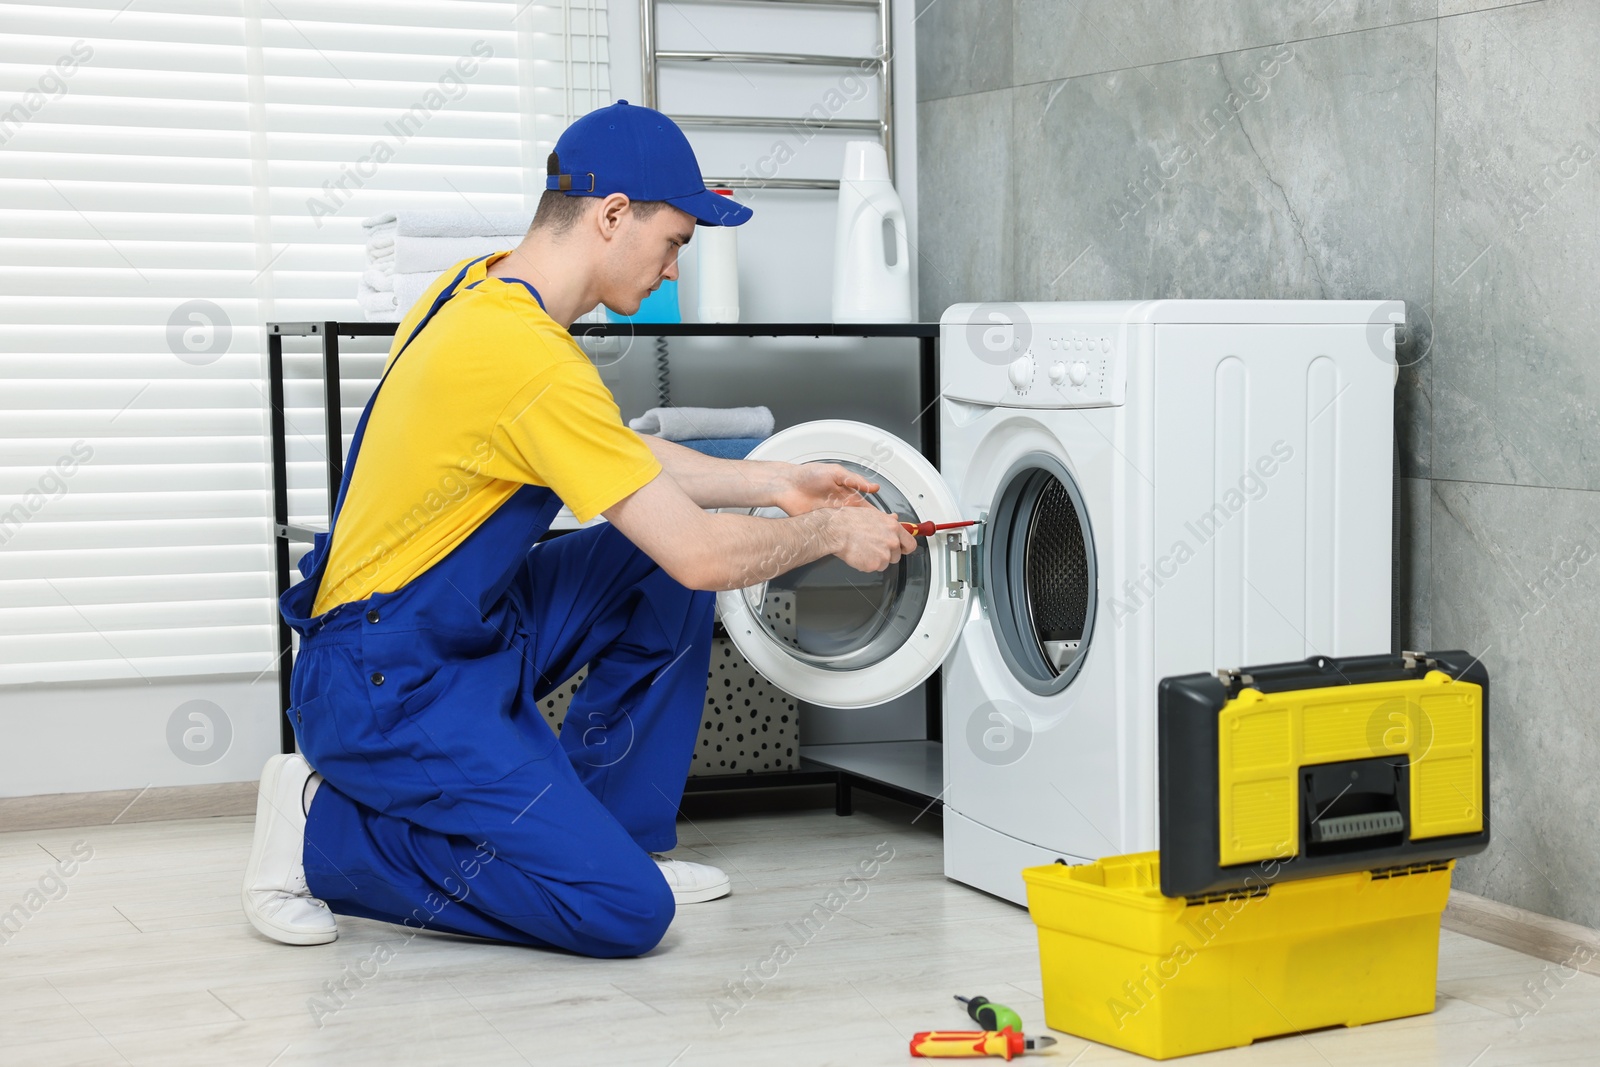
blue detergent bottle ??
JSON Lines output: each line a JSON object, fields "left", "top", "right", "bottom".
{"left": 607, "top": 279, "right": 681, "bottom": 324}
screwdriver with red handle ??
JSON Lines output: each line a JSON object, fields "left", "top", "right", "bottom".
{"left": 901, "top": 519, "right": 978, "bottom": 538}
{"left": 909, "top": 1028, "right": 1056, "bottom": 1059}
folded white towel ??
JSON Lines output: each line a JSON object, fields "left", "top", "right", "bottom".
{"left": 361, "top": 267, "right": 394, "bottom": 293}
{"left": 357, "top": 270, "right": 442, "bottom": 322}
{"left": 356, "top": 280, "right": 399, "bottom": 321}
{"left": 394, "top": 271, "right": 439, "bottom": 316}
{"left": 362, "top": 210, "right": 532, "bottom": 239}
{"left": 629, "top": 406, "right": 775, "bottom": 442}
{"left": 394, "top": 235, "right": 515, "bottom": 274}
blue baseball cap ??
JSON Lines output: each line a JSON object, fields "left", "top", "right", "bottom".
{"left": 546, "top": 100, "right": 753, "bottom": 227}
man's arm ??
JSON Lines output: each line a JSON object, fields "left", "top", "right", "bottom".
{"left": 603, "top": 468, "right": 917, "bottom": 592}
{"left": 639, "top": 436, "right": 780, "bottom": 508}
{"left": 640, "top": 436, "right": 875, "bottom": 514}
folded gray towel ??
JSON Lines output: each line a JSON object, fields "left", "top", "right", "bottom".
{"left": 629, "top": 406, "right": 775, "bottom": 442}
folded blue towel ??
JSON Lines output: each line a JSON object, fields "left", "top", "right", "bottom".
{"left": 678, "top": 437, "right": 765, "bottom": 460}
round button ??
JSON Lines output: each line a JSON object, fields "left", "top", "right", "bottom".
{"left": 1008, "top": 355, "right": 1031, "bottom": 389}
{"left": 370, "top": 672, "right": 385, "bottom": 686}
{"left": 1048, "top": 361, "right": 1068, "bottom": 384}
{"left": 366, "top": 609, "right": 380, "bottom": 624}
{"left": 1075, "top": 338, "right": 1084, "bottom": 350}
{"left": 1101, "top": 337, "right": 1111, "bottom": 352}
{"left": 1069, "top": 361, "right": 1089, "bottom": 386}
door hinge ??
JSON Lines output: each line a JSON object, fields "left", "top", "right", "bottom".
{"left": 942, "top": 525, "right": 981, "bottom": 598}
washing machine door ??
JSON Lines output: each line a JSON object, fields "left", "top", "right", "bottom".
{"left": 716, "top": 420, "right": 970, "bottom": 709}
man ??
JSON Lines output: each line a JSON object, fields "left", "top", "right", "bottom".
{"left": 242, "top": 101, "right": 916, "bottom": 958}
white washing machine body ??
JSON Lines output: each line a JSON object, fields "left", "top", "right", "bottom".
{"left": 718, "top": 300, "right": 1399, "bottom": 906}
{"left": 936, "top": 303, "right": 1153, "bottom": 904}
{"left": 937, "top": 397, "right": 1150, "bottom": 904}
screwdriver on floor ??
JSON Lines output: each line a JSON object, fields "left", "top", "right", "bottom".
{"left": 901, "top": 519, "right": 978, "bottom": 537}
{"left": 954, "top": 995, "right": 1024, "bottom": 1034}
{"left": 909, "top": 1028, "right": 1056, "bottom": 1060}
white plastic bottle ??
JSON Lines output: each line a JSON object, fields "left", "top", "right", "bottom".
{"left": 831, "top": 141, "right": 912, "bottom": 324}
{"left": 697, "top": 188, "right": 740, "bottom": 323}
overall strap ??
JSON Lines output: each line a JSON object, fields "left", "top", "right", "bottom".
{"left": 466, "top": 276, "right": 545, "bottom": 310}
{"left": 324, "top": 254, "right": 495, "bottom": 536}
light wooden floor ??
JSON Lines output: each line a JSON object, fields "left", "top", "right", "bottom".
{"left": 3, "top": 792, "right": 1597, "bottom": 1066}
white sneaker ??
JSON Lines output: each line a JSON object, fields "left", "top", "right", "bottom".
{"left": 242, "top": 753, "right": 337, "bottom": 945}
{"left": 652, "top": 853, "right": 731, "bottom": 904}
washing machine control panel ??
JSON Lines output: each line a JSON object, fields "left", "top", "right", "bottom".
{"left": 973, "top": 328, "right": 1123, "bottom": 407}
{"left": 940, "top": 308, "right": 1128, "bottom": 408}
{"left": 1039, "top": 332, "right": 1114, "bottom": 403}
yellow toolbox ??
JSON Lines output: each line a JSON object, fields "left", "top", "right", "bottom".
{"left": 1023, "top": 651, "right": 1489, "bottom": 1060}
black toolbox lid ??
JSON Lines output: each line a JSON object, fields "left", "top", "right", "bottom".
{"left": 1157, "top": 650, "right": 1491, "bottom": 899}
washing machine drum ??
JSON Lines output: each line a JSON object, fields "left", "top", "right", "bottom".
{"left": 985, "top": 456, "right": 1097, "bottom": 696}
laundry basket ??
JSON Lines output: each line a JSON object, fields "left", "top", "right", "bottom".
{"left": 540, "top": 634, "right": 799, "bottom": 777}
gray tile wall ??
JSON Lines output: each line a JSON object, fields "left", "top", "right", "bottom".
{"left": 918, "top": 0, "right": 1600, "bottom": 928}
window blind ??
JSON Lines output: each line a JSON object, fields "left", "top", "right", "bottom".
{"left": 0, "top": 0, "right": 609, "bottom": 685}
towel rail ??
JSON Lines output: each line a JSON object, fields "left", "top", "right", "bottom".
{"left": 641, "top": 0, "right": 894, "bottom": 187}
{"left": 679, "top": 0, "right": 879, "bottom": 7}
{"left": 669, "top": 113, "right": 880, "bottom": 132}
{"left": 656, "top": 48, "right": 876, "bottom": 68}
{"left": 697, "top": 176, "right": 842, "bottom": 190}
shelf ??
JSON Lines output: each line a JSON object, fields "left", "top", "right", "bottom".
{"left": 276, "top": 513, "right": 592, "bottom": 544}
{"left": 577, "top": 322, "right": 938, "bottom": 338}
{"left": 268, "top": 320, "right": 939, "bottom": 339}
{"left": 265, "top": 318, "right": 942, "bottom": 758}
{"left": 801, "top": 740, "right": 943, "bottom": 802}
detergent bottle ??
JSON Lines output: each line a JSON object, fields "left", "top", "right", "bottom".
{"left": 697, "top": 188, "right": 741, "bottom": 323}
{"left": 831, "top": 140, "right": 913, "bottom": 323}
{"left": 607, "top": 278, "right": 681, "bottom": 324}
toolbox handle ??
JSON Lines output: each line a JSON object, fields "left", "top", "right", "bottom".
{"left": 1214, "top": 651, "right": 1464, "bottom": 698}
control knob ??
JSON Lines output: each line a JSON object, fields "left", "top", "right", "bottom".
{"left": 1008, "top": 355, "right": 1032, "bottom": 390}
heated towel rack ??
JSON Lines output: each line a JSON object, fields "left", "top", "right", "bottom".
{"left": 640, "top": 0, "right": 895, "bottom": 190}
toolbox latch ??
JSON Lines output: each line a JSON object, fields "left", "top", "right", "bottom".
{"left": 1401, "top": 649, "right": 1438, "bottom": 672}
{"left": 1214, "top": 667, "right": 1255, "bottom": 696}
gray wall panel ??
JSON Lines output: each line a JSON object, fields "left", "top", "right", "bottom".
{"left": 918, "top": 0, "right": 1600, "bottom": 928}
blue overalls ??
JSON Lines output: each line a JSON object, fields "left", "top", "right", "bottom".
{"left": 279, "top": 258, "right": 715, "bottom": 958}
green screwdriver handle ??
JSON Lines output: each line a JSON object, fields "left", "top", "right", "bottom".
{"left": 954, "top": 995, "right": 1024, "bottom": 1034}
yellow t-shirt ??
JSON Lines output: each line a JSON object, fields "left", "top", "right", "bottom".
{"left": 311, "top": 253, "right": 662, "bottom": 615}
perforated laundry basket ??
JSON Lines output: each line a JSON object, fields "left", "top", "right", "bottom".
{"left": 541, "top": 635, "right": 800, "bottom": 777}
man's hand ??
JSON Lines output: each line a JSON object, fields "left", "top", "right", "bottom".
{"left": 604, "top": 471, "right": 918, "bottom": 591}
{"left": 819, "top": 506, "right": 919, "bottom": 572}
{"left": 770, "top": 462, "right": 879, "bottom": 516}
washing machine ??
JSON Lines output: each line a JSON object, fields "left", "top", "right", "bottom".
{"left": 718, "top": 299, "right": 1399, "bottom": 905}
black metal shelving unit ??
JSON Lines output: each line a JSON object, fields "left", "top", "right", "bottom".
{"left": 266, "top": 319, "right": 942, "bottom": 809}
